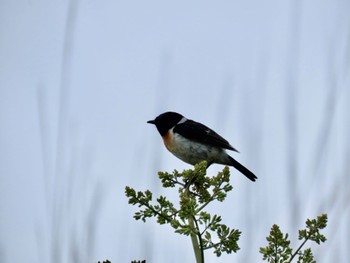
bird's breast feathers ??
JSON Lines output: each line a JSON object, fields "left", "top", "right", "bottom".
{"left": 162, "top": 129, "right": 226, "bottom": 165}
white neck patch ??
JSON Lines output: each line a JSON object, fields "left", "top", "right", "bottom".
{"left": 177, "top": 117, "right": 187, "bottom": 125}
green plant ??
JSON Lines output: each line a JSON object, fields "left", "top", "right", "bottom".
{"left": 125, "top": 161, "right": 240, "bottom": 263}
{"left": 260, "top": 214, "right": 328, "bottom": 263}
{"left": 125, "top": 162, "right": 328, "bottom": 263}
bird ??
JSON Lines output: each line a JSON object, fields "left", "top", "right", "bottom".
{"left": 147, "top": 111, "right": 257, "bottom": 182}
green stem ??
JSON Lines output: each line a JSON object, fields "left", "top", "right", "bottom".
{"left": 195, "top": 184, "right": 226, "bottom": 214}
{"left": 184, "top": 183, "right": 204, "bottom": 263}
{"left": 189, "top": 217, "right": 203, "bottom": 263}
{"left": 192, "top": 215, "right": 204, "bottom": 262}
{"left": 288, "top": 236, "right": 309, "bottom": 262}
{"left": 195, "top": 195, "right": 215, "bottom": 214}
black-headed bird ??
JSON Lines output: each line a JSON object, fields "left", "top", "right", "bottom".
{"left": 148, "top": 112, "right": 257, "bottom": 182}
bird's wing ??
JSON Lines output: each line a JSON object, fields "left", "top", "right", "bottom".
{"left": 173, "top": 120, "right": 238, "bottom": 152}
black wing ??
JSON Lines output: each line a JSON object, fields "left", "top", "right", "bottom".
{"left": 173, "top": 120, "right": 238, "bottom": 152}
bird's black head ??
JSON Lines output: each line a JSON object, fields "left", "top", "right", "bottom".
{"left": 147, "top": 111, "right": 184, "bottom": 136}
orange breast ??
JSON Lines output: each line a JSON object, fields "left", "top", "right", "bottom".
{"left": 162, "top": 130, "right": 173, "bottom": 151}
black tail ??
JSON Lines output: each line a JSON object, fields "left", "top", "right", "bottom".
{"left": 227, "top": 156, "right": 257, "bottom": 182}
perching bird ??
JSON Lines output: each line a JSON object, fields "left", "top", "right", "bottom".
{"left": 147, "top": 111, "right": 257, "bottom": 182}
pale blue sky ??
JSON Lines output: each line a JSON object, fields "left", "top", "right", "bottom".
{"left": 0, "top": 0, "right": 349, "bottom": 262}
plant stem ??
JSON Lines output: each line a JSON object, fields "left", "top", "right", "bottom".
{"left": 195, "top": 195, "right": 215, "bottom": 214}
{"left": 192, "top": 215, "right": 204, "bottom": 262}
{"left": 288, "top": 236, "right": 309, "bottom": 262}
{"left": 189, "top": 217, "right": 203, "bottom": 263}
{"left": 184, "top": 183, "right": 204, "bottom": 263}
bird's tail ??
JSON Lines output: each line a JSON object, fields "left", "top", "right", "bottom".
{"left": 227, "top": 156, "right": 257, "bottom": 182}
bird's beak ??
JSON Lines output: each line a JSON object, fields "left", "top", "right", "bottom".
{"left": 147, "top": 120, "right": 155, "bottom": 124}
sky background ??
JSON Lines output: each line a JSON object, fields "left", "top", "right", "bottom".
{"left": 0, "top": 0, "right": 349, "bottom": 262}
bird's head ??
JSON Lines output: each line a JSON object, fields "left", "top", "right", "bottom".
{"left": 147, "top": 111, "right": 184, "bottom": 136}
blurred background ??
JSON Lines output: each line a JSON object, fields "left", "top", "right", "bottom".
{"left": 0, "top": 0, "right": 349, "bottom": 262}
